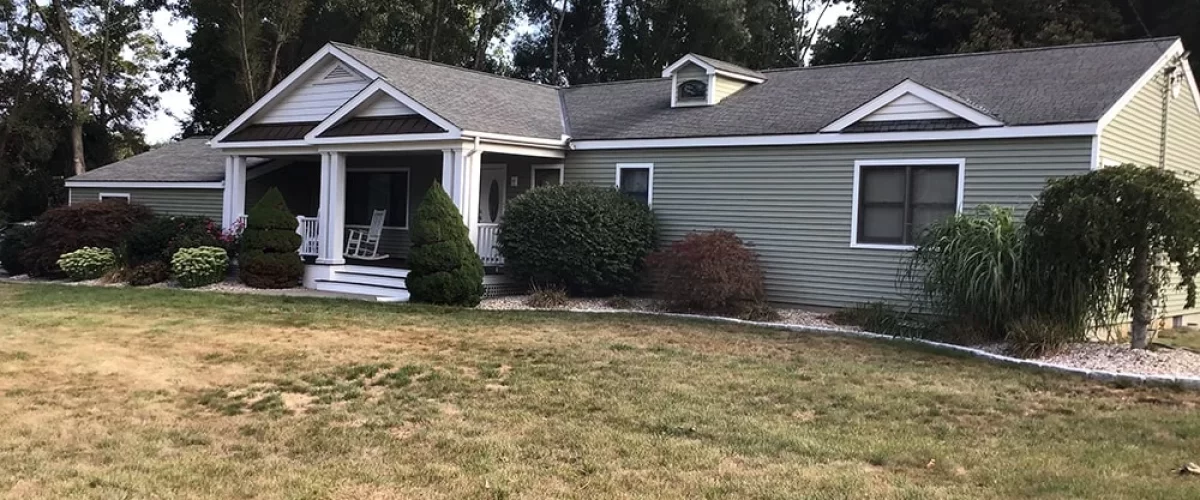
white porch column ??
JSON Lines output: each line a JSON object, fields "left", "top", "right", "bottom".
{"left": 440, "top": 146, "right": 482, "bottom": 248}
{"left": 221, "top": 155, "right": 247, "bottom": 229}
{"left": 316, "top": 151, "right": 347, "bottom": 265}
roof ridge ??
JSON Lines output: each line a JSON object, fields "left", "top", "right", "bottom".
{"left": 562, "top": 77, "right": 667, "bottom": 89}
{"left": 759, "top": 36, "right": 1181, "bottom": 74}
{"left": 331, "top": 42, "right": 560, "bottom": 91}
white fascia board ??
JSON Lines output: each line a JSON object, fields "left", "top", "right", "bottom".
{"left": 570, "top": 122, "right": 1099, "bottom": 151}
{"left": 714, "top": 69, "right": 765, "bottom": 84}
{"left": 305, "top": 79, "right": 462, "bottom": 141}
{"left": 65, "top": 181, "right": 225, "bottom": 189}
{"left": 1097, "top": 39, "right": 1187, "bottom": 130}
{"left": 210, "top": 44, "right": 383, "bottom": 145}
{"left": 209, "top": 139, "right": 312, "bottom": 150}
{"left": 306, "top": 132, "right": 462, "bottom": 145}
{"left": 461, "top": 130, "right": 569, "bottom": 148}
{"left": 661, "top": 54, "right": 716, "bottom": 78}
{"left": 821, "top": 79, "right": 1005, "bottom": 132}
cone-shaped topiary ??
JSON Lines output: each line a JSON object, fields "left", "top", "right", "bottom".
{"left": 239, "top": 188, "right": 304, "bottom": 288}
{"left": 405, "top": 183, "right": 484, "bottom": 306}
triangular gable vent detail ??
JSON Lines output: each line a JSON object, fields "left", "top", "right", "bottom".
{"left": 322, "top": 64, "right": 359, "bottom": 82}
{"left": 821, "top": 80, "right": 1004, "bottom": 132}
{"left": 860, "top": 93, "right": 958, "bottom": 122}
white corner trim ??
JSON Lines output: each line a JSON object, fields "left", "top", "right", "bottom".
{"left": 1089, "top": 134, "right": 1102, "bottom": 170}
{"left": 1097, "top": 39, "right": 1188, "bottom": 131}
{"left": 849, "top": 158, "right": 966, "bottom": 249}
{"left": 615, "top": 162, "right": 654, "bottom": 207}
{"left": 822, "top": 80, "right": 1005, "bottom": 132}
{"left": 65, "top": 181, "right": 225, "bottom": 189}
{"left": 530, "top": 164, "right": 565, "bottom": 187}
{"left": 97, "top": 192, "right": 131, "bottom": 201}
{"left": 570, "top": 123, "right": 1097, "bottom": 151}
{"left": 211, "top": 44, "right": 383, "bottom": 145}
{"left": 305, "top": 79, "right": 461, "bottom": 142}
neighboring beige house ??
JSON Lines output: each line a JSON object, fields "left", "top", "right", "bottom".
{"left": 65, "top": 37, "right": 1200, "bottom": 321}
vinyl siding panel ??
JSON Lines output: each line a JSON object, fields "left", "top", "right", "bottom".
{"left": 564, "top": 137, "right": 1093, "bottom": 308}
{"left": 357, "top": 94, "right": 416, "bottom": 118}
{"left": 258, "top": 61, "right": 369, "bottom": 124}
{"left": 69, "top": 187, "right": 224, "bottom": 220}
{"left": 713, "top": 75, "right": 747, "bottom": 103}
{"left": 1100, "top": 67, "right": 1200, "bottom": 317}
{"left": 862, "top": 93, "right": 957, "bottom": 122}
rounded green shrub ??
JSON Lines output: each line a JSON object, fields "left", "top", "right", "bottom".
{"left": 498, "top": 185, "right": 656, "bottom": 296}
{"left": 57, "top": 247, "right": 118, "bottom": 281}
{"left": 128, "top": 261, "right": 171, "bottom": 287}
{"left": 172, "top": 246, "right": 229, "bottom": 288}
{"left": 125, "top": 216, "right": 220, "bottom": 267}
{"left": 239, "top": 188, "right": 303, "bottom": 289}
{"left": 22, "top": 201, "right": 155, "bottom": 277}
{"left": 405, "top": 183, "right": 484, "bottom": 306}
{"left": 1, "top": 224, "right": 34, "bottom": 275}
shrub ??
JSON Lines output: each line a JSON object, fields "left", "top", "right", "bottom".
{"left": 57, "top": 247, "right": 118, "bottom": 281}
{"left": 604, "top": 295, "right": 633, "bottom": 309}
{"left": 125, "top": 216, "right": 220, "bottom": 267}
{"left": 647, "top": 230, "right": 768, "bottom": 315}
{"left": 128, "top": 261, "right": 171, "bottom": 286}
{"left": 172, "top": 246, "right": 229, "bottom": 288}
{"left": 239, "top": 188, "right": 303, "bottom": 289}
{"left": 22, "top": 201, "right": 154, "bottom": 277}
{"left": 828, "top": 302, "right": 907, "bottom": 334}
{"left": 405, "top": 183, "right": 485, "bottom": 306}
{"left": 498, "top": 185, "right": 656, "bottom": 296}
{"left": 0, "top": 224, "right": 34, "bottom": 275}
{"left": 526, "top": 284, "right": 569, "bottom": 309}
{"left": 1005, "top": 316, "right": 1076, "bottom": 358}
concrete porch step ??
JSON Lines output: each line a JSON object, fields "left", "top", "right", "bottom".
{"left": 341, "top": 265, "right": 409, "bottom": 279}
{"left": 312, "top": 279, "right": 410, "bottom": 302}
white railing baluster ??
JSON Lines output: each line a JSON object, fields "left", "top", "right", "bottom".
{"left": 476, "top": 223, "right": 503, "bottom": 266}
{"left": 295, "top": 216, "right": 321, "bottom": 257}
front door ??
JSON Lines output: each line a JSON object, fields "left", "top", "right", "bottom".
{"left": 479, "top": 164, "right": 507, "bottom": 224}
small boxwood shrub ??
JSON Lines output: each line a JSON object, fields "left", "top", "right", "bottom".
{"left": 172, "top": 246, "right": 229, "bottom": 288}
{"left": 647, "top": 230, "right": 768, "bottom": 315}
{"left": 57, "top": 247, "right": 118, "bottom": 281}
{"left": 128, "top": 261, "right": 171, "bottom": 287}
{"left": 405, "top": 183, "right": 485, "bottom": 306}
{"left": 0, "top": 224, "right": 34, "bottom": 275}
{"left": 239, "top": 188, "right": 303, "bottom": 289}
{"left": 22, "top": 201, "right": 155, "bottom": 277}
{"left": 498, "top": 185, "right": 656, "bottom": 296}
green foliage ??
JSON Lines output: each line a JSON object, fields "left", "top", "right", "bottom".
{"left": 647, "top": 230, "right": 769, "bottom": 316}
{"left": 0, "top": 224, "right": 34, "bottom": 275}
{"left": 239, "top": 188, "right": 303, "bottom": 289}
{"left": 498, "top": 184, "right": 656, "bottom": 296}
{"left": 1025, "top": 165, "right": 1200, "bottom": 347}
{"left": 405, "top": 183, "right": 484, "bottom": 306}
{"left": 827, "top": 302, "right": 908, "bottom": 335}
{"left": 172, "top": 247, "right": 229, "bottom": 289}
{"left": 57, "top": 247, "right": 119, "bottom": 281}
{"left": 125, "top": 216, "right": 220, "bottom": 267}
{"left": 22, "top": 201, "right": 155, "bottom": 278}
{"left": 1005, "top": 315, "right": 1076, "bottom": 358}
{"left": 128, "top": 261, "right": 171, "bottom": 287}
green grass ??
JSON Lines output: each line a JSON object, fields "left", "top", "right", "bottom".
{"left": 0, "top": 283, "right": 1198, "bottom": 498}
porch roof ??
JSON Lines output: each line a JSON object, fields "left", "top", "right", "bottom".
{"left": 65, "top": 137, "right": 269, "bottom": 183}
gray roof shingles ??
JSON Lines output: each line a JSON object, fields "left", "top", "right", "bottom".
{"left": 69, "top": 137, "right": 266, "bottom": 183}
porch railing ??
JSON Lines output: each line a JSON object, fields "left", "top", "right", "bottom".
{"left": 297, "top": 216, "right": 320, "bottom": 257}
{"left": 477, "top": 223, "right": 504, "bottom": 266}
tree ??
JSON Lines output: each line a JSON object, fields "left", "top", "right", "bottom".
{"left": 405, "top": 183, "right": 485, "bottom": 306}
{"left": 1024, "top": 165, "right": 1200, "bottom": 349}
{"left": 512, "top": 0, "right": 611, "bottom": 84}
{"left": 239, "top": 188, "right": 304, "bottom": 288}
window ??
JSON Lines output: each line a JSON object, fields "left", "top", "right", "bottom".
{"left": 852, "top": 160, "right": 963, "bottom": 248}
{"left": 531, "top": 165, "right": 563, "bottom": 188}
{"left": 346, "top": 169, "right": 409, "bottom": 228}
{"left": 98, "top": 193, "right": 130, "bottom": 203}
{"left": 616, "top": 163, "right": 653, "bottom": 206}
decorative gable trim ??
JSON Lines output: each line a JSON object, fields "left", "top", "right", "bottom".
{"left": 211, "top": 44, "right": 383, "bottom": 147}
{"left": 305, "top": 79, "right": 461, "bottom": 144}
{"left": 317, "top": 63, "right": 363, "bottom": 85}
{"left": 661, "top": 54, "right": 766, "bottom": 84}
{"left": 821, "top": 80, "right": 1004, "bottom": 133}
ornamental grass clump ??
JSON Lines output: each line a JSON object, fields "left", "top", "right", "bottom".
{"left": 57, "top": 247, "right": 118, "bottom": 281}
{"left": 239, "top": 188, "right": 304, "bottom": 289}
{"left": 405, "top": 183, "right": 485, "bottom": 306}
{"left": 172, "top": 246, "right": 229, "bottom": 288}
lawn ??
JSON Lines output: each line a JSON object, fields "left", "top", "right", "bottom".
{"left": 0, "top": 284, "right": 1197, "bottom": 499}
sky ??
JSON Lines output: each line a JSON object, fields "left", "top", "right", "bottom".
{"left": 142, "top": 4, "right": 852, "bottom": 143}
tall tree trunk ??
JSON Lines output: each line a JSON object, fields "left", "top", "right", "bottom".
{"left": 1130, "top": 242, "right": 1155, "bottom": 349}
{"left": 550, "top": 0, "right": 567, "bottom": 83}
{"left": 472, "top": 0, "right": 503, "bottom": 70}
{"left": 51, "top": 0, "right": 86, "bottom": 175}
{"left": 234, "top": 0, "right": 258, "bottom": 101}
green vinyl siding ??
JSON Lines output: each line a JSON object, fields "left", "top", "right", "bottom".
{"left": 1100, "top": 66, "right": 1200, "bottom": 317}
{"left": 68, "top": 187, "right": 223, "bottom": 220}
{"left": 564, "top": 137, "right": 1093, "bottom": 308}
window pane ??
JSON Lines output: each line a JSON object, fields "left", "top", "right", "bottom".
{"left": 911, "top": 206, "right": 956, "bottom": 240}
{"left": 911, "top": 167, "right": 958, "bottom": 204}
{"left": 534, "top": 168, "right": 561, "bottom": 187}
{"left": 619, "top": 168, "right": 650, "bottom": 205}
{"left": 860, "top": 206, "right": 905, "bottom": 243}
{"left": 861, "top": 167, "right": 906, "bottom": 204}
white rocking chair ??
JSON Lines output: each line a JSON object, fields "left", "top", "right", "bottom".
{"left": 345, "top": 209, "right": 390, "bottom": 261}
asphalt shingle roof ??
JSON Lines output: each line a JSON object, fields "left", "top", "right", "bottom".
{"left": 68, "top": 137, "right": 266, "bottom": 183}
{"left": 561, "top": 37, "right": 1177, "bottom": 140}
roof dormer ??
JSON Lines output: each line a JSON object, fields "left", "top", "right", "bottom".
{"left": 662, "top": 54, "right": 766, "bottom": 108}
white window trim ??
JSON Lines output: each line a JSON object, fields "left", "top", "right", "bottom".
{"left": 346, "top": 167, "right": 411, "bottom": 230}
{"left": 615, "top": 163, "right": 655, "bottom": 207}
{"left": 850, "top": 158, "right": 966, "bottom": 251}
{"left": 1101, "top": 157, "right": 1123, "bottom": 168}
{"left": 530, "top": 164, "right": 565, "bottom": 187}
{"left": 98, "top": 192, "right": 131, "bottom": 202}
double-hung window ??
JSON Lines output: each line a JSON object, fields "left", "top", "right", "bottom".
{"left": 346, "top": 169, "right": 410, "bottom": 229}
{"left": 616, "top": 163, "right": 653, "bottom": 206}
{"left": 532, "top": 165, "right": 564, "bottom": 188}
{"left": 853, "top": 160, "right": 963, "bottom": 248}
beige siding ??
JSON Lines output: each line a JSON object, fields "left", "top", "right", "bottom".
{"left": 69, "top": 187, "right": 223, "bottom": 220}
{"left": 713, "top": 75, "right": 747, "bottom": 103}
{"left": 564, "top": 138, "right": 1093, "bottom": 308}
{"left": 1100, "top": 66, "right": 1200, "bottom": 316}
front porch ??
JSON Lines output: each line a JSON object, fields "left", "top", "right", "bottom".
{"left": 225, "top": 144, "right": 564, "bottom": 300}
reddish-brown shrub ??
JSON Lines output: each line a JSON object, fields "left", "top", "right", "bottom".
{"left": 646, "top": 230, "right": 767, "bottom": 314}
{"left": 22, "top": 200, "right": 155, "bottom": 277}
